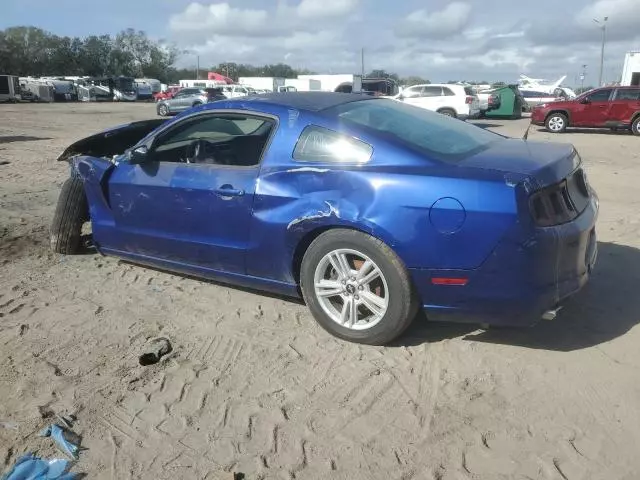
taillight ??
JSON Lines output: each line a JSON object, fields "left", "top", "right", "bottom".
{"left": 529, "top": 168, "right": 590, "bottom": 227}
{"left": 465, "top": 95, "right": 474, "bottom": 104}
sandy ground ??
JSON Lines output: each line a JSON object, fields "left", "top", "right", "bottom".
{"left": 1, "top": 103, "right": 639, "bottom": 480}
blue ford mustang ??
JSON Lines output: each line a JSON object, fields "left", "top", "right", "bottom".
{"left": 52, "top": 92, "right": 599, "bottom": 345}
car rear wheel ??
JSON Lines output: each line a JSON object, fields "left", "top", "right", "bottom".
{"left": 50, "top": 176, "right": 89, "bottom": 254}
{"left": 545, "top": 113, "right": 567, "bottom": 133}
{"left": 158, "top": 104, "right": 169, "bottom": 116}
{"left": 300, "top": 229, "right": 419, "bottom": 345}
{"left": 192, "top": 101, "right": 202, "bottom": 107}
{"left": 438, "top": 108, "right": 456, "bottom": 118}
{"left": 632, "top": 116, "right": 640, "bottom": 136}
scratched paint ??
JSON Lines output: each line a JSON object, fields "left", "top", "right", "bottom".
{"left": 287, "top": 201, "right": 340, "bottom": 230}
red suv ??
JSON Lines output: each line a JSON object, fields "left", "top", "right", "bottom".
{"left": 531, "top": 86, "right": 640, "bottom": 135}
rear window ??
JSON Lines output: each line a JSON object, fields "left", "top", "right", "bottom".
{"left": 325, "top": 98, "right": 502, "bottom": 163}
{"left": 616, "top": 89, "right": 640, "bottom": 100}
{"left": 464, "top": 87, "right": 475, "bottom": 96}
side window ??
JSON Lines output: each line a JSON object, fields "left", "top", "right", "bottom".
{"left": 150, "top": 114, "right": 275, "bottom": 167}
{"left": 442, "top": 87, "right": 455, "bottom": 96}
{"left": 586, "top": 89, "right": 613, "bottom": 102}
{"left": 293, "top": 125, "right": 373, "bottom": 163}
{"left": 402, "top": 86, "right": 422, "bottom": 98}
{"left": 615, "top": 89, "right": 640, "bottom": 100}
{"left": 422, "top": 86, "right": 442, "bottom": 97}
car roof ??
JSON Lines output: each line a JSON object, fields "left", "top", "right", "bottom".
{"left": 213, "top": 92, "right": 371, "bottom": 112}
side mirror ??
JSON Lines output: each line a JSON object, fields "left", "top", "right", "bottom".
{"left": 128, "top": 145, "right": 148, "bottom": 165}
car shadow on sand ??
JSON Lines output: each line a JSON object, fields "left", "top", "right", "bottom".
{"left": 535, "top": 127, "right": 633, "bottom": 136}
{"left": 0, "top": 135, "right": 53, "bottom": 144}
{"left": 397, "top": 241, "right": 640, "bottom": 352}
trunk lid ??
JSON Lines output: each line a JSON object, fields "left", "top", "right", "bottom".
{"left": 460, "top": 138, "right": 580, "bottom": 188}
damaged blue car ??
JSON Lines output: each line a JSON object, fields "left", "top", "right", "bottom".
{"left": 52, "top": 92, "right": 599, "bottom": 345}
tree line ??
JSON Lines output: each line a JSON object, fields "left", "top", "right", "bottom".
{"left": 0, "top": 25, "right": 432, "bottom": 86}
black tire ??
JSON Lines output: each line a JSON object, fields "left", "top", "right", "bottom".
{"left": 192, "top": 101, "right": 202, "bottom": 107}
{"left": 50, "top": 176, "right": 89, "bottom": 254}
{"left": 300, "top": 229, "right": 419, "bottom": 345}
{"left": 158, "top": 104, "right": 169, "bottom": 116}
{"left": 632, "top": 116, "right": 640, "bottom": 136}
{"left": 545, "top": 112, "right": 568, "bottom": 133}
{"left": 438, "top": 108, "right": 456, "bottom": 118}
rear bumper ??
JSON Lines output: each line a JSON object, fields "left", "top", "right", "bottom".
{"left": 410, "top": 194, "right": 599, "bottom": 327}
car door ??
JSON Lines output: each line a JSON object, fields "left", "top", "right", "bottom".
{"left": 105, "top": 111, "right": 277, "bottom": 274}
{"left": 608, "top": 88, "right": 640, "bottom": 125}
{"left": 571, "top": 88, "right": 613, "bottom": 127}
{"left": 168, "top": 89, "right": 190, "bottom": 112}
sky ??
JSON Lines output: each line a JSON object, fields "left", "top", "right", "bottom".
{"left": 3, "top": 0, "right": 640, "bottom": 85}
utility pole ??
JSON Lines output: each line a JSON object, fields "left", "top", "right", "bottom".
{"left": 361, "top": 48, "right": 365, "bottom": 78}
{"left": 195, "top": 55, "right": 200, "bottom": 80}
{"left": 594, "top": 17, "right": 608, "bottom": 86}
{"left": 580, "top": 64, "right": 587, "bottom": 92}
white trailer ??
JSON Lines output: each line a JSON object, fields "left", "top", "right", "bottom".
{"left": 179, "top": 79, "right": 227, "bottom": 88}
{"left": 296, "top": 74, "right": 363, "bottom": 93}
{"left": 283, "top": 78, "right": 321, "bottom": 92}
{"left": 238, "top": 77, "right": 286, "bottom": 92}
{"left": 621, "top": 51, "right": 640, "bottom": 86}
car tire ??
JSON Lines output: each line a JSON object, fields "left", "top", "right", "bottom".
{"left": 50, "top": 176, "right": 89, "bottom": 254}
{"left": 158, "top": 104, "right": 169, "bottom": 116}
{"left": 438, "top": 108, "right": 456, "bottom": 118}
{"left": 300, "top": 229, "right": 419, "bottom": 345}
{"left": 192, "top": 101, "right": 202, "bottom": 107}
{"left": 545, "top": 112, "right": 568, "bottom": 133}
{"left": 632, "top": 116, "right": 640, "bottom": 136}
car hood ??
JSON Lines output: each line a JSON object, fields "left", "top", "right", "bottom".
{"left": 535, "top": 99, "right": 576, "bottom": 108}
{"left": 460, "top": 138, "right": 580, "bottom": 187}
{"left": 56, "top": 118, "right": 167, "bottom": 162}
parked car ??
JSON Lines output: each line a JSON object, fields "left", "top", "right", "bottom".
{"left": 52, "top": 92, "right": 598, "bottom": 345}
{"left": 476, "top": 89, "right": 502, "bottom": 114}
{"left": 394, "top": 84, "right": 481, "bottom": 120}
{"left": 153, "top": 85, "right": 181, "bottom": 102}
{"left": 156, "top": 87, "right": 227, "bottom": 116}
{"left": 221, "top": 84, "right": 255, "bottom": 98}
{"left": 531, "top": 86, "right": 640, "bottom": 134}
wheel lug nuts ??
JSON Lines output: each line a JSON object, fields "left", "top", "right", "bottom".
{"left": 358, "top": 285, "right": 363, "bottom": 290}
{"left": 354, "top": 295, "right": 359, "bottom": 300}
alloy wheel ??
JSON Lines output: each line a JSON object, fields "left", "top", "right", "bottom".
{"left": 313, "top": 248, "right": 389, "bottom": 330}
{"left": 548, "top": 116, "right": 565, "bottom": 131}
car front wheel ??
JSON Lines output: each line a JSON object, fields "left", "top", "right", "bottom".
{"left": 158, "top": 104, "right": 169, "bottom": 116}
{"left": 545, "top": 113, "right": 568, "bottom": 133}
{"left": 300, "top": 229, "right": 419, "bottom": 345}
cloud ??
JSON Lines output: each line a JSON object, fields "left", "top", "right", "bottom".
{"left": 166, "top": 0, "right": 635, "bottom": 85}
{"left": 297, "top": 0, "right": 360, "bottom": 19}
{"left": 169, "top": 0, "right": 361, "bottom": 40}
{"left": 169, "top": 3, "right": 269, "bottom": 37}
{"left": 527, "top": 0, "right": 640, "bottom": 45}
{"left": 395, "top": 2, "right": 472, "bottom": 39}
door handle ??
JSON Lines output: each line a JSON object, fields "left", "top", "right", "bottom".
{"left": 214, "top": 186, "right": 244, "bottom": 197}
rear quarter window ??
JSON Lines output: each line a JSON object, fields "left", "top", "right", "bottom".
{"left": 293, "top": 125, "right": 373, "bottom": 163}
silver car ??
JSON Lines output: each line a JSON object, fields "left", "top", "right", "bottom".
{"left": 156, "top": 87, "right": 227, "bottom": 116}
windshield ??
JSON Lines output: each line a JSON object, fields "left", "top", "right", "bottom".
{"left": 326, "top": 98, "right": 503, "bottom": 163}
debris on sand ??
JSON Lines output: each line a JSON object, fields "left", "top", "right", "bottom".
{"left": 1, "top": 453, "right": 79, "bottom": 480}
{"left": 138, "top": 337, "right": 172, "bottom": 366}
{"left": 38, "top": 424, "right": 82, "bottom": 460}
